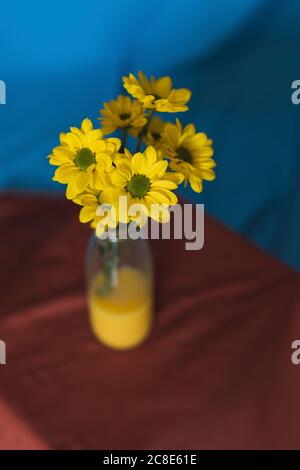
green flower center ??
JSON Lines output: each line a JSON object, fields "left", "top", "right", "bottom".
{"left": 75, "top": 148, "right": 96, "bottom": 171}
{"left": 176, "top": 146, "right": 193, "bottom": 164}
{"left": 119, "top": 113, "right": 131, "bottom": 120}
{"left": 126, "top": 174, "right": 150, "bottom": 198}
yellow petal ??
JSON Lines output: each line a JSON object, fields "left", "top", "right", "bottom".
{"left": 66, "top": 180, "right": 78, "bottom": 200}
{"left": 93, "top": 140, "right": 106, "bottom": 153}
{"left": 138, "top": 71, "right": 152, "bottom": 93}
{"left": 66, "top": 171, "right": 89, "bottom": 199}
{"left": 164, "top": 172, "right": 184, "bottom": 186}
{"left": 53, "top": 146, "right": 74, "bottom": 158}
{"left": 84, "top": 129, "right": 102, "bottom": 147}
{"left": 146, "top": 160, "right": 168, "bottom": 179}
{"left": 75, "top": 171, "right": 90, "bottom": 193}
{"left": 151, "top": 179, "right": 177, "bottom": 190}
{"left": 79, "top": 205, "right": 97, "bottom": 223}
{"left": 59, "top": 132, "right": 66, "bottom": 144}
{"left": 145, "top": 197, "right": 170, "bottom": 223}
{"left": 201, "top": 168, "right": 216, "bottom": 181}
{"left": 154, "top": 76, "right": 172, "bottom": 97}
{"left": 70, "top": 127, "right": 84, "bottom": 138}
{"left": 74, "top": 193, "right": 97, "bottom": 206}
{"left": 106, "top": 137, "right": 121, "bottom": 152}
{"left": 53, "top": 164, "right": 78, "bottom": 183}
{"left": 154, "top": 187, "right": 178, "bottom": 205}
{"left": 162, "top": 122, "right": 180, "bottom": 147}
{"left": 93, "top": 171, "right": 107, "bottom": 191}
{"left": 147, "top": 190, "right": 171, "bottom": 205}
{"left": 64, "top": 132, "right": 82, "bottom": 149}
{"left": 81, "top": 118, "right": 93, "bottom": 134}
{"left": 140, "top": 95, "right": 155, "bottom": 108}
{"left": 144, "top": 146, "right": 157, "bottom": 165}
{"left": 96, "top": 153, "right": 112, "bottom": 170}
{"left": 169, "top": 88, "right": 192, "bottom": 105}
{"left": 111, "top": 170, "right": 129, "bottom": 187}
{"left": 116, "top": 159, "right": 133, "bottom": 177}
{"left": 131, "top": 152, "right": 147, "bottom": 174}
{"left": 189, "top": 174, "right": 203, "bottom": 193}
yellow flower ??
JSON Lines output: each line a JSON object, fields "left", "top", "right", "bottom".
{"left": 73, "top": 189, "right": 101, "bottom": 228}
{"left": 99, "top": 95, "right": 147, "bottom": 136}
{"left": 73, "top": 185, "right": 115, "bottom": 232}
{"left": 101, "top": 146, "right": 184, "bottom": 227}
{"left": 123, "top": 71, "right": 191, "bottom": 112}
{"left": 73, "top": 169, "right": 120, "bottom": 233}
{"left": 161, "top": 119, "right": 215, "bottom": 193}
{"left": 144, "top": 116, "right": 166, "bottom": 146}
{"left": 49, "top": 118, "right": 121, "bottom": 200}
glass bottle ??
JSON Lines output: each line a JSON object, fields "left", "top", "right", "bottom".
{"left": 86, "top": 234, "right": 153, "bottom": 350}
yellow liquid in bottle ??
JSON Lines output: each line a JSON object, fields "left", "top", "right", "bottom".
{"left": 88, "top": 266, "right": 152, "bottom": 350}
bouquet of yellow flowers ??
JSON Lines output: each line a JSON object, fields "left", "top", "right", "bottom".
{"left": 48, "top": 71, "right": 215, "bottom": 237}
{"left": 48, "top": 71, "right": 216, "bottom": 350}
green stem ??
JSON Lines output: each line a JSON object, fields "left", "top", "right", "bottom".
{"left": 120, "top": 128, "right": 128, "bottom": 153}
{"left": 98, "top": 238, "right": 119, "bottom": 295}
{"left": 136, "top": 110, "right": 155, "bottom": 152}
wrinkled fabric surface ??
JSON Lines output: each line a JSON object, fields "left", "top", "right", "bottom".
{"left": 0, "top": 194, "right": 300, "bottom": 449}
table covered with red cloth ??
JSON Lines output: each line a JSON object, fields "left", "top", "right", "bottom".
{"left": 0, "top": 193, "right": 300, "bottom": 450}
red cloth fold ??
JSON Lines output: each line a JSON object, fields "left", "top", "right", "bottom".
{"left": 0, "top": 193, "right": 300, "bottom": 449}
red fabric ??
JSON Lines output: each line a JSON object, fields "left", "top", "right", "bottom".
{"left": 0, "top": 193, "right": 300, "bottom": 450}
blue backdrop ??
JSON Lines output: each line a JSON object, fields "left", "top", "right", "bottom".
{"left": 1, "top": 0, "right": 300, "bottom": 269}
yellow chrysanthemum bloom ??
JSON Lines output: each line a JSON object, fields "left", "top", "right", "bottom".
{"left": 73, "top": 189, "right": 102, "bottom": 228}
{"left": 73, "top": 170, "right": 122, "bottom": 235}
{"left": 161, "top": 119, "right": 215, "bottom": 193}
{"left": 144, "top": 116, "right": 166, "bottom": 146}
{"left": 123, "top": 71, "right": 191, "bottom": 112}
{"left": 73, "top": 182, "right": 116, "bottom": 233}
{"left": 99, "top": 95, "right": 147, "bottom": 136}
{"left": 100, "top": 146, "right": 184, "bottom": 228}
{"left": 75, "top": 195, "right": 119, "bottom": 236}
{"left": 49, "top": 118, "right": 121, "bottom": 200}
